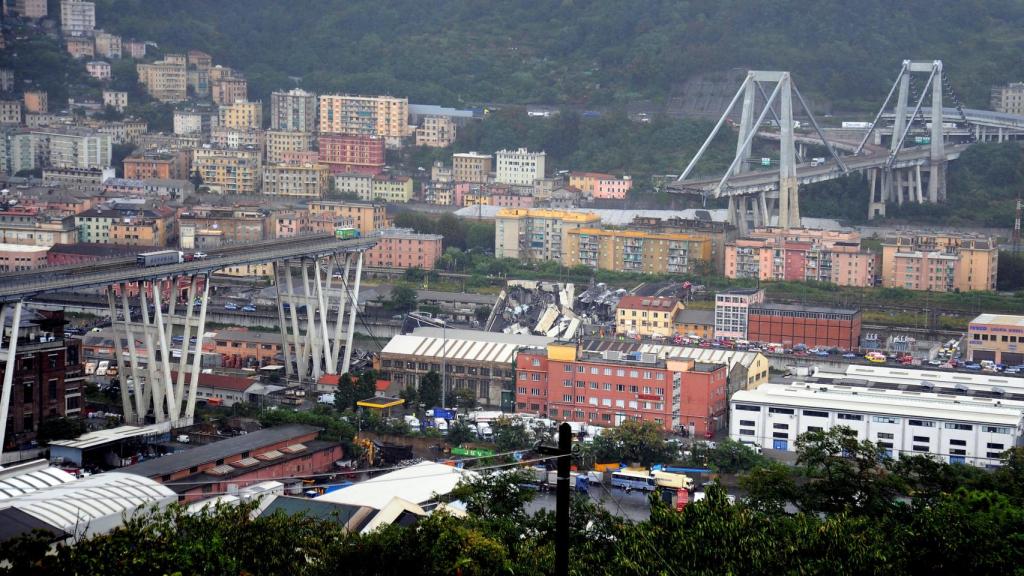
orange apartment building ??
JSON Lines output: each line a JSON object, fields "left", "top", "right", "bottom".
{"left": 210, "top": 329, "right": 286, "bottom": 369}
{"left": 880, "top": 234, "right": 998, "bottom": 292}
{"left": 123, "top": 150, "right": 190, "bottom": 180}
{"left": 364, "top": 228, "right": 443, "bottom": 270}
{"left": 306, "top": 200, "right": 388, "bottom": 234}
{"left": 724, "top": 227, "right": 876, "bottom": 287}
{"left": 317, "top": 134, "right": 386, "bottom": 174}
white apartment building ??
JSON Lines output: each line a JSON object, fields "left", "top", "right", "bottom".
{"left": 495, "top": 148, "right": 546, "bottom": 186}
{"left": 415, "top": 115, "right": 456, "bottom": 147}
{"left": 270, "top": 89, "right": 317, "bottom": 132}
{"left": 13, "top": 0, "right": 48, "bottom": 19}
{"left": 334, "top": 173, "right": 373, "bottom": 198}
{"left": 713, "top": 288, "right": 765, "bottom": 340}
{"left": 60, "top": 0, "right": 95, "bottom": 35}
{"left": 730, "top": 383, "right": 1023, "bottom": 467}
{"left": 0, "top": 69, "right": 13, "bottom": 93}
{"left": 0, "top": 101, "right": 22, "bottom": 125}
{"left": 102, "top": 91, "right": 128, "bottom": 112}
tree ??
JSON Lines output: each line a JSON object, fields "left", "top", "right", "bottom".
{"left": 447, "top": 468, "right": 537, "bottom": 521}
{"left": 738, "top": 462, "right": 798, "bottom": 515}
{"left": 355, "top": 370, "right": 377, "bottom": 402}
{"left": 491, "top": 417, "right": 532, "bottom": 452}
{"left": 446, "top": 420, "right": 475, "bottom": 446}
{"left": 705, "top": 438, "right": 768, "bottom": 473}
{"left": 398, "top": 385, "right": 419, "bottom": 409}
{"left": 334, "top": 373, "right": 356, "bottom": 412}
{"left": 386, "top": 286, "right": 418, "bottom": 313}
{"left": 36, "top": 417, "right": 86, "bottom": 444}
{"left": 419, "top": 370, "right": 442, "bottom": 409}
{"left": 597, "top": 420, "right": 673, "bottom": 467}
{"left": 794, "top": 426, "right": 902, "bottom": 516}
{"left": 451, "top": 387, "right": 477, "bottom": 411}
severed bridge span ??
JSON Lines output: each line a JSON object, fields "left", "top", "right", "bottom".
{"left": 0, "top": 234, "right": 377, "bottom": 448}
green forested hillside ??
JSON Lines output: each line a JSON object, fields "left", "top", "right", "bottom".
{"left": 93, "top": 0, "right": 1024, "bottom": 110}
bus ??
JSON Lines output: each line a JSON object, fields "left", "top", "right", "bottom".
{"left": 611, "top": 470, "right": 656, "bottom": 492}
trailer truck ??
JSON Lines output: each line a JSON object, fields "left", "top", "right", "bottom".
{"left": 136, "top": 250, "right": 184, "bottom": 267}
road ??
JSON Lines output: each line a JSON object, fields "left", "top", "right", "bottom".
{"left": 668, "top": 143, "right": 969, "bottom": 196}
{"left": 0, "top": 235, "right": 377, "bottom": 304}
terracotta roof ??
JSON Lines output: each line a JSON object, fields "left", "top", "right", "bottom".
{"left": 318, "top": 374, "right": 341, "bottom": 386}
{"left": 170, "top": 371, "right": 256, "bottom": 392}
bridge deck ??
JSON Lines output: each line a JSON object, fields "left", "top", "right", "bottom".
{"left": 0, "top": 235, "right": 377, "bottom": 303}
{"left": 669, "top": 143, "right": 969, "bottom": 196}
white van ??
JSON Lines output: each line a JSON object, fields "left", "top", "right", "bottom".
{"left": 95, "top": 360, "right": 109, "bottom": 376}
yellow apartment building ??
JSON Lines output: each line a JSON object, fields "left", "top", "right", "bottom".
{"left": 564, "top": 228, "right": 711, "bottom": 274}
{"left": 494, "top": 208, "right": 601, "bottom": 261}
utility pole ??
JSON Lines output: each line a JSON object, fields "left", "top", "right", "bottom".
{"left": 1014, "top": 197, "right": 1023, "bottom": 256}
{"left": 537, "top": 423, "right": 573, "bottom": 576}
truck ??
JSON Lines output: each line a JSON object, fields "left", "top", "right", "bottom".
{"left": 841, "top": 121, "right": 873, "bottom": 129}
{"left": 334, "top": 226, "right": 360, "bottom": 239}
{"left": 136, "top": 250, "right": 184, "bottom": 267}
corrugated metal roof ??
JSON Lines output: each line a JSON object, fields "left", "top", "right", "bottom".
{"left": 0, "top": 472, "right": 174, "bottom": 541}
{"left": 638, "top": 343, "right": 763, "bottom": 369}
{"left": 48, "top": 425, "right": 165, "bottom": 450}
{"left": 381, "top": 332, "right": 552, "bottom": 364}
{"left": 0, "top": 464, "right": 75, "bottom": 500}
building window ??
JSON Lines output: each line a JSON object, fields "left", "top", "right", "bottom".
{"left": 945, "top": 423, "right": 973, "bottom": 431}
{"left": 983, "top": 426, "right": 1011, "bottom": 434}
{"left": 872, "top": 416, "right": 899, "bottom": 424}
{"left": 769, "top": 407, "right": 794, "bottom": 415}
{"left": 735, "top": 404, "right": 761, "bottom": 412}
{"left": 803, "top": 410, "right": 829, "bottom": 418}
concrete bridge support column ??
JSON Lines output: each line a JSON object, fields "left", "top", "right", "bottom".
{"left": 867, "top": 169, "right": 886, "bottom": 219}
{"left": 184, "top": 274, "right": 211, "bottom": 421}
{"left": 331, "top": 254, "right": 353, "bottom": 372}
{"left": 778, "top": 73, "right": 800, "bottom": 229}
{"left": 756, "top": 193, "right": 769, "bottom": 229}
{"left": 118, "top": 284, "right": 145, "bottom": 419}
{"left": 106, "top": 289, "right": 133, "bottom": 424}
{"left": 341, "top": 252, "right": 364, "bottom": 374}
{"left": 914, "top": 164, "right": 924, "bottom": 203}
{"left": 0, "top": 301, "right": 23, "bottom": 453}
{"left": 272, "top": 262, "right": 293, "bottom": 379}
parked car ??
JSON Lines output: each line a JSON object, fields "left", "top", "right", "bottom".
{"left": 224, "top": 303, "right": 239, "bottom": 311}
{"left": 241, "top": 305, "right": 257, "bottom": 312}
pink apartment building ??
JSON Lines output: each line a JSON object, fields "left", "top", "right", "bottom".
{"left": 724, "top": 227, "right": 875, "bottom": 287}
{"left": 569, "top": 172, "right": 632, "bottom": 200}
{"left": 364, "top": 228, "right": 443, "bottom": 270}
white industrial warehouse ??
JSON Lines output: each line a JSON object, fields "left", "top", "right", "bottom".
{"left": 730, "top": 382, "right": 1023, "bottom": 467}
